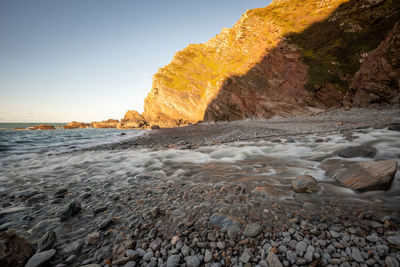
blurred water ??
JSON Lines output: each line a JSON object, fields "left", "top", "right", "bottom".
{"left": 0, "top": 127, "right": 399, "bottom": 206}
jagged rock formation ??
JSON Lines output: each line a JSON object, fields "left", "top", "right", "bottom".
{"left": 90, "top": 119, "right": 120, "bottom": 128}
{"left": 143, "top": 0, "right": 400, "bottom": 127}
{"left": 63, "top": 121, "right": 90, "bottom": 129}
{"left": 117, "top": 110, "right": 148, "bottom": 129}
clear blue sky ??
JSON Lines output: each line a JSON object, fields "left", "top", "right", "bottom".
{"left": 0, "top": 0, "right": 270, "bottom": 122}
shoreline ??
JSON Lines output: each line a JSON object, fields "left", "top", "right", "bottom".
{"left": 90, "top": 106, "right": 400, "bottom": 151}
{"left": 1, "top": 106, "right": 400, "bottom": 267}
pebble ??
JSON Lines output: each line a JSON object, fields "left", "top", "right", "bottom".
{"left": 217, "top": 241, "right": 225, "bottom": 250}
{"left": 171, "top": 236, "right": 179, "bottom": 246}
{"left": 37, "top": 231, "right": 56, "bottom": 252}
{"left": 267, "top": 251, "right": 283, "bottom": 267}
{"left": 240, "top": 250, "right": 251, "bottom": 263}
{"left": 366, "top": 233, "right": 379, "bottom": 242}
{"left": 295, "top": 241, "right": 307, "bottom": 255}
{"left": 330, "top": 230, "right": 340, "bottom": 238}
{"left": 243, "top": 223, "right": 262, "bottom": 238}
{"left": 351, "top": 247, "right": 364, "bottom": 263}
{"left": 204, "top": 250, "right": 213, "bottom": 263}
{"left": 166, "top": 255, "right": 180, "bottom": 267}
{"left": 387, "top": 233, "right": 400, "bottom": 247}
{"left": 186, "top": 255, "right": 201, "bottom": 267}
{"left": 143, "top": 250, "right": 153, "bottom": 261}
{"left": 25, "top": 249, "right": 56, "bottom": 267}
{"left": 385, "top": 256, "right": 399, "bottom": 267}
{"left": 58, "top": 200, "right": 81, "bottom": 221}
{"left": 304, "top": 245, "right": 315, "bottom": 262}
{"left": 86, "top": 232, "right": 101, "bottom": 245}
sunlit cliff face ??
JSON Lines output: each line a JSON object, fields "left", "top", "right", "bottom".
{"left": 142, "top": 0, "right": 400, "bottom": 127}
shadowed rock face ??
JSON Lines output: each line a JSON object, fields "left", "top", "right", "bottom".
{"left": 142, "top": 0, "right": 400, "bottom": 127}
{"left": 345, "top": 21, "right": 400, "bottom": 107}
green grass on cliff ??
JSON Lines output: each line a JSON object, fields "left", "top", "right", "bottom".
{"left": 287, "top": 0, "right": 400, "bottom": 93}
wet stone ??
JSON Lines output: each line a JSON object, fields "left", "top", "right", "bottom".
{"left": 58, "top": 200, "right": 81, "bottom": 221}
{"left": 25, "top": 249, "right": 56, "bottom": 267}
{"left": 351, "top": 247, "right": 364, "bottom": 263}
{"left": 186, "top": 255, "right": 201, "bottom": 267}
{"left": 240, "top": 250, "right": 251, "bottom": 263}
{"left": 37, "top": 231, "right": 56, "bottom": 252}
{"left": 166, "top": 255, "right": 180, "bottom": 267}
{"left": 25, "top": 194, "right": 47, "bottom": 206}
{"left": 267, "top": 251, "right": 283, "bottom": 267}
{"left": 243, "top": 223, "right": 261, "bottom": 238}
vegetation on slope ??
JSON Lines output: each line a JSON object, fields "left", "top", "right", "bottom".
{"left": 287, "top": 0, "right": 400, "bottom": 93}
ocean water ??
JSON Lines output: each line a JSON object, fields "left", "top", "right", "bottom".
{"left": 0, "top": 125, "right": 144, "bottom": 157}
{"left": 0, "top": 122, "right": 67, "bottom": 130}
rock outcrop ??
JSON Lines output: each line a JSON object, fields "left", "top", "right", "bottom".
{"left": 64, "top": 121, "right": 90, "bottom": 129}
{"left": 90, "top": 119, "right": 120, "bottom": 128}
{"left": 117, "top": 110, "right": 147, "bottom": 129}
{"left": 142, "top": 0, "right": 400, "bottom": 127}
{"left": 345, "top": 21, "right": 400, "bottom": 107}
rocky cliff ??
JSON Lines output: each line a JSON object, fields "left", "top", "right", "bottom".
{"left": 142, "top": 0, "right": 400, "bottom": 127}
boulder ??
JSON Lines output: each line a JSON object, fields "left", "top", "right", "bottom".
{"left": 321, "top": 159, "right": 397, "bottom": 191}
{"left": 0, "top": 232, "right": 34, "bottom": 267}
{"left": 334, "top": 145, "right": 377, "bottom": 158}
{"left": 292, "top": 175, "right": 320, "bottom": 193}
{"left": 117, "top": 110, "right": 147, "bottom": 129}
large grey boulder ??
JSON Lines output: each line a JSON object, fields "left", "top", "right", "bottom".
{"left": 321, "top": 159, "right": 397, "bottom": 191}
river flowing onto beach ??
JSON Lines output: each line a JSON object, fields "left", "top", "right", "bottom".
{"left": 0, "top": 125, "right": 399, "bottom": 266}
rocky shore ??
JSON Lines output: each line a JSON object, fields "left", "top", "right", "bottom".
{"left": 1, "top": 106, "right": 400, "bottom": 267}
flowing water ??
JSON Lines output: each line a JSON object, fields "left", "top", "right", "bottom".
{"left": 1, "top": 126, "right": 399, "bottom": 209}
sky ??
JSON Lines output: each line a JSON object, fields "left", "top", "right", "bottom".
{"left": 0, "top": 0, "right": 271, "bottom": 122}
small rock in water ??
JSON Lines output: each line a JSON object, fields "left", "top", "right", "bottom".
{"left": 292, "top": 175, "right": 319, "bottom": 194}
{"left": 58, "top": 200, "right": 81, "bottom": 221}
{"left": 86, "top": 232, "right": 101, "bottom": 245}
{"left": 25, "top": 194, "right": 47, "bottom": 206}
{"left": 37, "top": 231, "right": 56, "bottom": 252}
{"left": 54, "top": 188, "right": 68, "bottom": 198}
{"left": 24, "top": 249, "right": 56, "bottom": 267}
{"left": 93, "top": 206, "right": 107, "bottom": 214}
